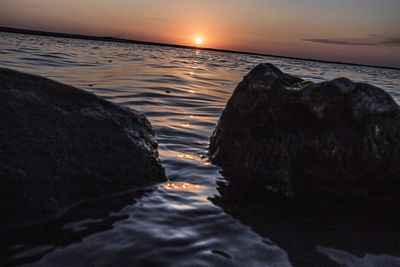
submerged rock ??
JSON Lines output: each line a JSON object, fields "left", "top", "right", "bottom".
{"left": 211, "top": 176, "right": 400, "bottom": 267}
{"left": 210, "top": 63, "right": 400, "bottom": 200}
{"left": 0, "top": 68, "right": 166, "bottom": 229}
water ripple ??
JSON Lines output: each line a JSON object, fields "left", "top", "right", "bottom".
{"left": 1, "top": 31, "right": 399, "bottom": 266}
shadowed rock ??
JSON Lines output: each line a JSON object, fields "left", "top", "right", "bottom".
{"left": 211, "top": 177, "right": 400, "bottom": 267}
{"left": 210, "top": 63, "right": 400, "bottom": 266}
{"left": 210, "top": 63, "right": 400, "bottom": 200}
{"left": 0, "top": 68, "right": 166, "bottom": 229}
{"left": 1, "top": 188, "right": 150, "bottom": 266}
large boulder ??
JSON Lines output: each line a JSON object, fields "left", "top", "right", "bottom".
{"left": 210, "top": 63, "right": 400, "bottom": 200}
{"left": 0, "top": 68, "right": 166, "bottom": 229}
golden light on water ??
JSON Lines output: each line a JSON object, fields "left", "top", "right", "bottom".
{"left": 177, "top": 153, "right": 195, "bottom": 160}
{"left": 176, "top": 152, "right": 212, "bottom": 166}
{"left": 164, "top": 182, "right": 201, "bottom": 191}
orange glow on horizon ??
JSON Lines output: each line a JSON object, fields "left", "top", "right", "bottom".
{"left": 0, "top": 0, "right": 399, "bottom": 67}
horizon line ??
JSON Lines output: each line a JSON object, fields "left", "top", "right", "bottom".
{"left": 1, "top": 26, "right": 399, "bottom": 71}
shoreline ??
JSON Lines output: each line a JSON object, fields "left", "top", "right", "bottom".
{"left": 1, "top": 26, "right": 399, "bottom": 71}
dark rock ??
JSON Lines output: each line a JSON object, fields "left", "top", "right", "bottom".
{"left": 0, "top": 68, "right": 166, "bottom": 229}
{"left": 1, "top": 188, "right": 150, "bottom": 266}
{"left": 210, "top": 63, "right": 400, "bottom": 200}
{"left": 210, "top": 63, "right": 400, "bottom": 266}
{"left": 211, "top": 178, "right": 400, "bottom": 267}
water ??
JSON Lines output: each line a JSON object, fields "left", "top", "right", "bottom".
{"left": 1, "top": 32, "right": 399, "bottom": 267}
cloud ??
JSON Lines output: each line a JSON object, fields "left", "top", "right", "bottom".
{"left": 302, "top": 38, "right": 376, "bottom": 46}
{"left": 381, "top": 38, "right": 400, "bottom": 45}
{"left": 302, "top": 37, "right": 400, "bottom": 47}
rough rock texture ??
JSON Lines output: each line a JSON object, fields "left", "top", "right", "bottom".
{"left": 210, "top": 63, "right": 400, "bottom": 200}
{"left": 0, "top": 68, "right": 166, "bottom": 228}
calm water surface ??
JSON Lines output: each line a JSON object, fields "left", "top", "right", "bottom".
{"left": 1, "top": 32, "right": 399, "bottom": 267}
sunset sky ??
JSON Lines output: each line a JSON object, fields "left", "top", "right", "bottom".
{"left": 1, "top": 0, "right": 399, "bottom": 67}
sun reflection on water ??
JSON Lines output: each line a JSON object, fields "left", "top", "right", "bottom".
{"left": 164, "top": 182, "right": 201, "bottom": 191}
{"left": 177, "top": 153, "right": 195, "bottom": 160}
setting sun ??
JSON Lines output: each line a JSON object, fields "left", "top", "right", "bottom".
{"left": 195, "top": 37, "right": 203, "bottom": 46}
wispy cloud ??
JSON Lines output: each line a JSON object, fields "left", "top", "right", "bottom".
{"left": 302, "top": 38, "right": 376, "bottom": 46}
{"left": 302, "top": 37, "right": 400, "bottom": 47}
{"left": 381, "top": 38, "right": 400, "bottom": 45}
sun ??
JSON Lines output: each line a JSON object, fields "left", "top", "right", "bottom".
{"left": 195, "top": 37, "right": 203, "bottom": 46}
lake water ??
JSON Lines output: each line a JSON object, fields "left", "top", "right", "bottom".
{"left": 1, "top": 32, "right": 399, "bottom": 267}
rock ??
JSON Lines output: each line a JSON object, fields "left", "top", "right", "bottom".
{"left": 210, "top": 63, "right": 400, "bottom": 200}
{"left": 2, "top": 188, "right": 151, "bottom": 265}
{"left": 0, "top": 68, "right": 166, "bottom": 229}
{"left": 211, "top": 176, "right": 400, "bottom": 267}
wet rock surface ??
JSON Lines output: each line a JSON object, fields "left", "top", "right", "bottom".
{"left": 1, "top": 188, "right": 150, "bottom": 266}
{"left": 210, "top": 63, "right": 400, "bottom": 200}
{"left": 210, "top": 63, "right": 400, "bottom": 266}
{"left": 0, "top": 68, "right": 166, "bottom": 229}
{"left": 211, "top": 178, "right": 400, "bottom": 267}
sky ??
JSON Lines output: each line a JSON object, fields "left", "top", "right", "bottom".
{"left": 1, "top": 0, "right": 400, "bottom": 67}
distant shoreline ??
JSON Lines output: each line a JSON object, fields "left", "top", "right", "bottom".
{"left": 1, "top": 26, "right": 399, "bottom": 70}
